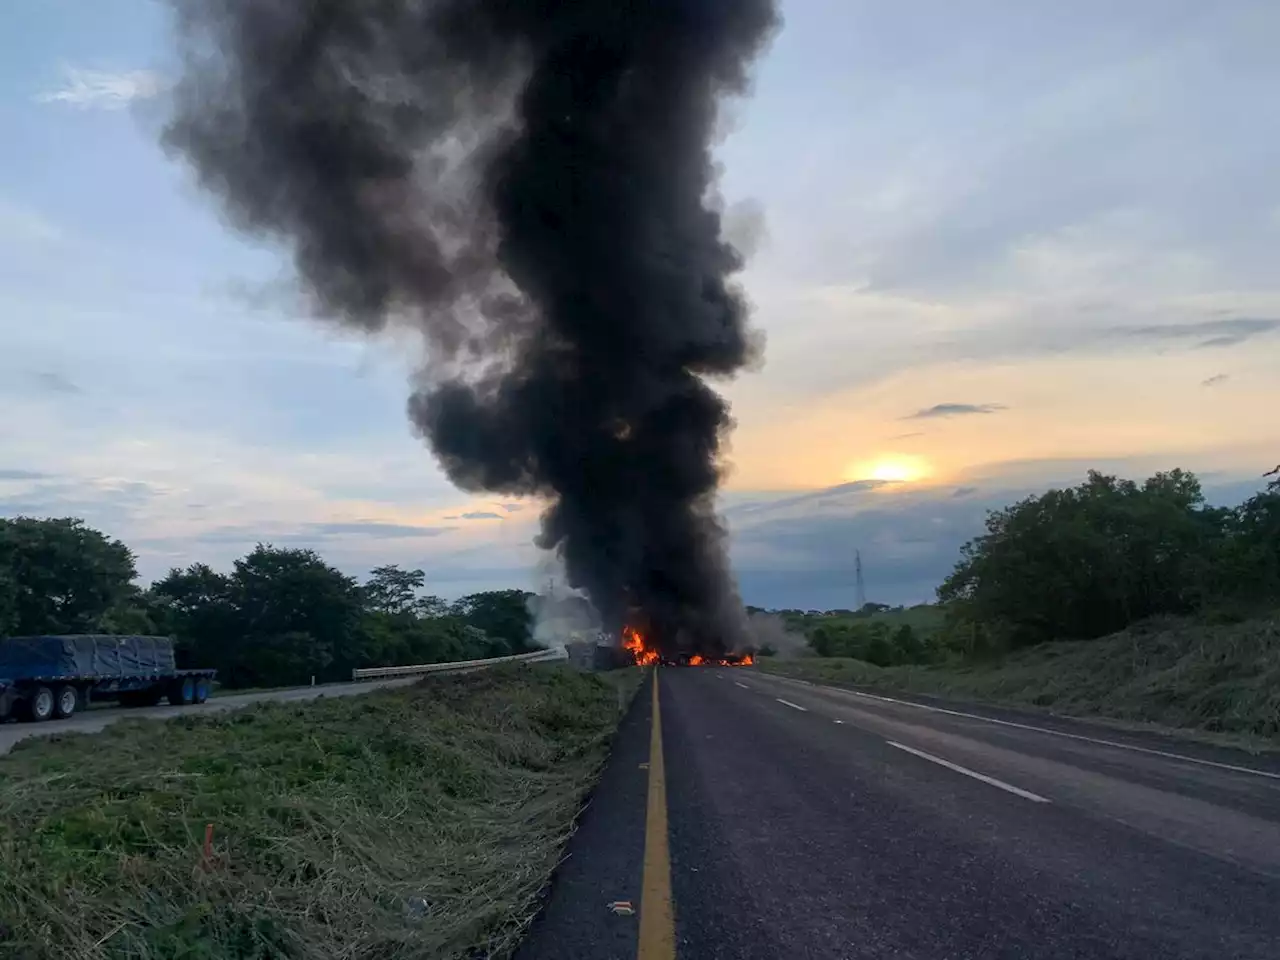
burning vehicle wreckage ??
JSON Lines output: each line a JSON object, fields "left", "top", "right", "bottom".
{"left": 620, "top": 626, "right": 755, "bottom": 668}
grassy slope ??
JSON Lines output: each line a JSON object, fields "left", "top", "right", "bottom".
{"left": 783, "top": 604, "right": 945, "bottom": 636}
{"left": 862, "top": 604, "right": 945, "bottom": 635}
{"left": 0, "top": 665, "right": 642, "bottom": 960}
{"left": 760, "top": 614, "right": 1280, "bottom": 744}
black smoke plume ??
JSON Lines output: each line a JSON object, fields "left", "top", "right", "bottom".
{"left": 164, "top": 0, "right": 779, "bottom": 657}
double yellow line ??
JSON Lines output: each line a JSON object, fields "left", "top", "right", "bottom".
{"left": 638, "top": 669, "right": 676, "bottom": 959}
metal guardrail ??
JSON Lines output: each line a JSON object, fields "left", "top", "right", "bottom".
{"left": 351, "top": 647, "right": 566, "bottom": 681}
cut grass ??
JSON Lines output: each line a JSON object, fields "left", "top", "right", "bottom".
{"left": 759, "top": 613, "right": 1280, "bottom": 747}
{"left": 0, "top": 664, "right": 643, "bottom": 959}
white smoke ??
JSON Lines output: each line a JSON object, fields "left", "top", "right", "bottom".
{"left": 745, "top": 611, "right": 809, "bottom": 658}
{"left": 527, "top": 555, "right": 602, "bottom": 653}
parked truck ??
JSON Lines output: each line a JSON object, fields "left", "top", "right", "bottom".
{"left": 0, "top": 635, "right": 216, "bottom": 723}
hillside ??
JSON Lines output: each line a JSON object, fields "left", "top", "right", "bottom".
{"left": 774, "top": 604, "right": 943, "bottom": 634}
{"left": 760, "top": 612, "right": 1280, "bottom": 744}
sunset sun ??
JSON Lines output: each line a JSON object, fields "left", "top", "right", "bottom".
{"left": 846, "top": 455, "right": 931, "bottom": 485}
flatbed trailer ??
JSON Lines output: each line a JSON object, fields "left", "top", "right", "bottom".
{"left": 0, "top": 635, "right": 216, "bottom": 723}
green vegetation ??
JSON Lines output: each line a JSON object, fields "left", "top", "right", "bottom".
{"left": 0, "top": 516, "right": 542, "bottom": 689}
{"left": 0, "top": 665, "right": 642, "bottom": 959}
{"left": 758, "top": 465, "right": 1280, "bottom": 740}
{"left": 0, "top": 517, "right": 140, "bottom": 636}
{"left": 767, "top": 467, "right": 1279, "bottom": 666}
{"left": 759, "top": 613, "right": 1280, "bottom": 742}
{"left": 762, "top": 604, "right": 945, "bottom": 666}
{"left": 939, "top": 467, "right": 1280, "bottom": 650}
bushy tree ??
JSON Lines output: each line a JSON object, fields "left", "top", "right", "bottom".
{"left": 938, "top": 468, "right": 1278, "bottom": 647}
{"left": 363, "top": 565, "right": 426, "bottom": 615}
{"left": 0, "top": 517, "right": 137, "bottom": 635}
{"left": 153, "top": 549, "right": 364, "bottom": 688}
{"left": 451, "top": 589, "right": 535, "bottom": 655}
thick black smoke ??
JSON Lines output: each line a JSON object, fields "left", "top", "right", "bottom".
{"left": 164, "top": 0, "right": 779, "bottom": 656}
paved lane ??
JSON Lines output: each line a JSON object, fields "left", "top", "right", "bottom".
{"left": 666, "top": 668, "right": 1280, "bottom": 959}
{"left": 0, "top": 677, "right": 417, "bottom": 755}
{"left": 524, "top": 667, "right": 1280, "bottom": 959}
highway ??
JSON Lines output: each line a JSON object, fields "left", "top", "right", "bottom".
{"left": 518, "top": 668, "right": 1280, "bottom": 960}
{"left": 0, "top": 676, "right": 417, "bottom": 756}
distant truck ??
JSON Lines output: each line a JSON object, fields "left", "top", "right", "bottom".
{"left": 0, "top": 635, "right": 216, "bottom": 723}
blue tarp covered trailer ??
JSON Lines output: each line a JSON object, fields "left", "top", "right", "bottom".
{"left": 0, "top": 635, "right": 216, "bottom": 723}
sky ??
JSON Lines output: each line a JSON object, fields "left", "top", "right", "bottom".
{"left": 2, "top": 0, "right": 1279, "bottom": 609}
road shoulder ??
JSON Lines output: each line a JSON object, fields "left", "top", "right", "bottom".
{"left": 514, "top": 671, "right": 653, "bottom": 960}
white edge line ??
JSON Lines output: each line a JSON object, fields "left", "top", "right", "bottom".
{"left": 776, "top": 698, "right": 807, "bottom": 712}
{"left": 888, "top": 741, "right": 1051, "bottom": 803}
{"left": 735, "top": 681, "right": 750, "bottom": 689}
{"left": 764, "top": 675, "right": 1280, "bottom": 782}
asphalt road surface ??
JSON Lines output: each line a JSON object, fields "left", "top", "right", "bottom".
{"left": 518, "top": 668, "right": 1280, "bottom": 960}
{"left": 0, "top": 677, "right": 417, "bottom": 755}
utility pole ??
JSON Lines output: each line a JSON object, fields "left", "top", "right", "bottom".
{"left": 855, "top": 549, "right": 866, "bottom": 612}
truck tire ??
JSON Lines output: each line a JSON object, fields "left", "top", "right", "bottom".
{"left": 168, "top": 676, "right": 196, "bottom": 706}
{"left": 194, "top": 677, "right": 211, "bottom": 704}
{"left": 53, "top": 684, "right": 80, "bottom": 719}
{"left": 24, "top": 686, "right": 55, "bottom": 723}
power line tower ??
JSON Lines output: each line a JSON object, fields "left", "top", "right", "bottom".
{"left": 854, "top": 549, "right": 866, "bottom": 612}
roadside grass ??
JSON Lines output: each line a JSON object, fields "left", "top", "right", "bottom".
{"left": 780, "top": 603, "right": 944, "bottom": 638}
{"left": 759, "top": 614, "right": 1280, "bottom": 745}
{"left": 0, "top": 664, "right": 643, "bottom": 959}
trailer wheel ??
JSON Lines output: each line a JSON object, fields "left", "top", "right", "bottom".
{"left": 25, "top": 686, "right": 55, "bottom": 723}
{"left": 53, "top": 685, "right": 80, "bottom": 719}
{"left": 168, "top": 677, "right": 196, "bottom": 706}
{"left": 194, "top": 678, "right": 211, "bottom": 704}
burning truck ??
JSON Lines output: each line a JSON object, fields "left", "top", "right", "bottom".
{"left": 621, "top": 627, "right": 754, "bottom": 668}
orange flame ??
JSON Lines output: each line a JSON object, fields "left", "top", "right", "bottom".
{"left": 621, "top": 626, "right": 757, "bottom": 668}
{"left": 622, "top": 626, "right": 659, "bottom": 666}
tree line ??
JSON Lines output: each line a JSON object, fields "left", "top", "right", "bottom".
{"left": 765, "top": 466, "right": 1280, "bottom": 665}
{"left": 3, "top": 464, "right": 1276, "bottom": 680}
{"left": 0, "top": 518, "right": 536, "bottom": 690}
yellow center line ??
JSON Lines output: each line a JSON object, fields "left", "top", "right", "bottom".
{"left": 638, "top": 668, "right": 676, "bottom": 960}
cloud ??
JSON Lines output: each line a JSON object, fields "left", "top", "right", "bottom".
{"left": 31, "top": 372, "right": 82, "bottom": 395}
{"left": 730, "top": 491, "right": 984, "bottom": 608}
{"left": 459, "top": 511, "right": 503, "bottom": 520}
{"left": 1201, "top": 373, "right": 1230, "bottom": 388}
{"left": 499, "top": 502, "right": 524, "bottom": 513}
{"left": 0, "top": 477, "right": 166, "bottom": 529}
{"left": 903, "top": 402, "right": 1007, "bottom": 420}
{"left": 890, "top": 431, "right": 925, "bottom": 440}
{"left": 950, "top": 486, "right": 979, "bottom": 499}
{"left": 311, "top": 522, "right": 453, "bottom": 539}
{"left": 36, "top": 67, "right": 162, "bottom": 111}
{"left": 724, "top": 480, "right": 891, "bottom": 519}
{"left": 0, "top": 199, "right": 63, "bottom": 246}
{"left": 1122, "top": 318, "right": 1280, "bottom": 350}
{"left": 178, "top": 521, "right": 454, "bottom": 547}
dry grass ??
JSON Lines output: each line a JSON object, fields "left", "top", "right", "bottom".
{"left": 0, "top": 665, "right": 642, "bottom": 959}
{"left": 760, "top": 614, "right": 1280, "bottom": 746}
